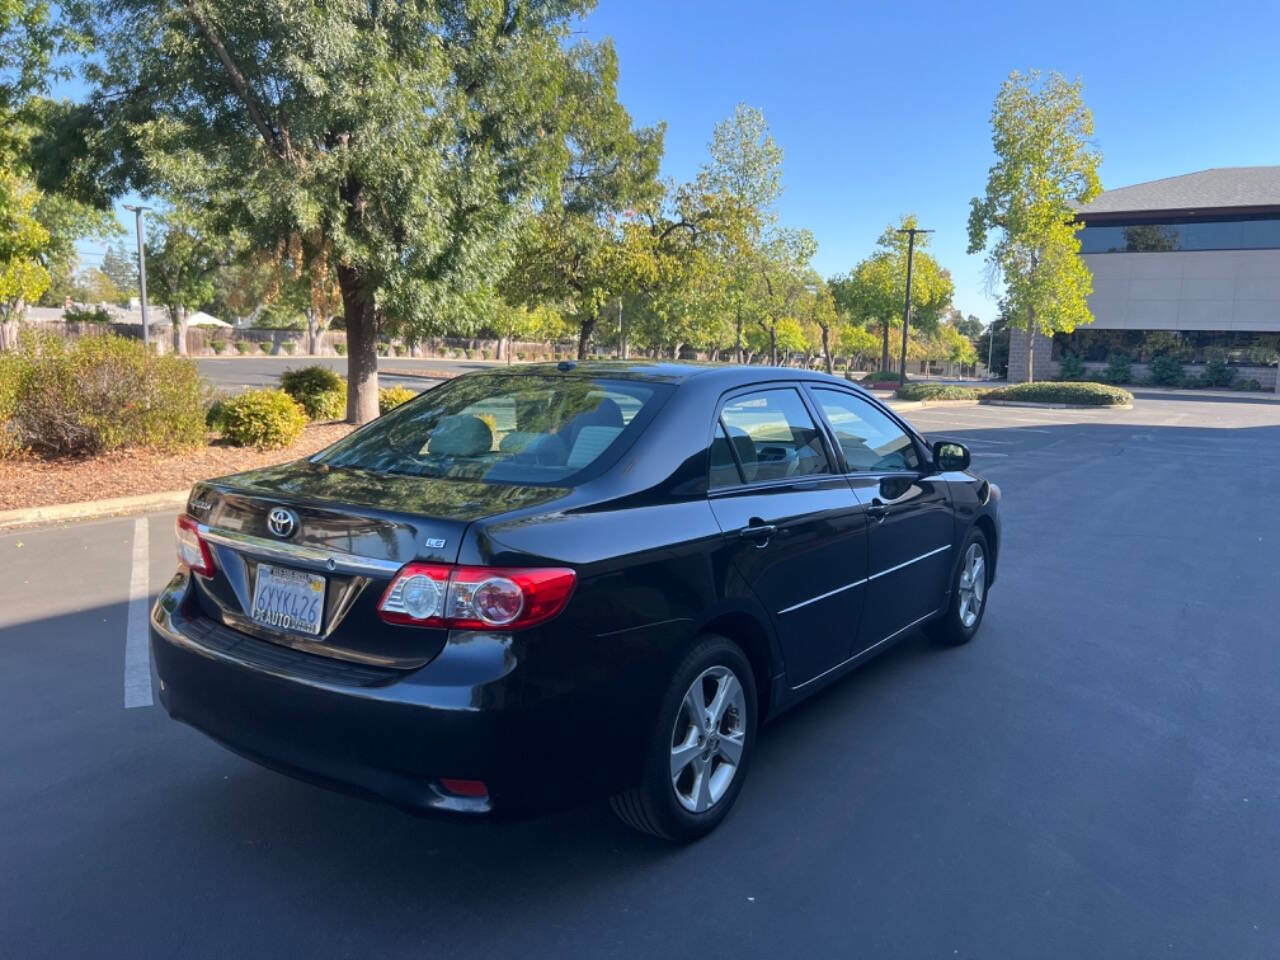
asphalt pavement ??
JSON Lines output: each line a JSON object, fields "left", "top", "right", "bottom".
{"left": 195, "top": 354, "right": 500, "bottom": 393}
{"left": 2, "top": 396, "right": 1279, "bottom": 959}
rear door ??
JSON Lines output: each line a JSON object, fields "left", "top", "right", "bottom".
{"left": 805, "top": 387, "right": 954, "bottom": 654}
{"left": 706, "top": 385, "right": 871, "bottom": 686}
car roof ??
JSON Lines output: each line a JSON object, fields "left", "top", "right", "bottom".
{"left": 469, "top": 360, "right": 870, "bottom": 392}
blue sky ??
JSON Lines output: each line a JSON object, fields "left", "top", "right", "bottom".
{"left": 580, "top": 0, "right": 1280, "bottom": 322}
{"left": 75, "top": 0, "right": 1280, "bottom": 324}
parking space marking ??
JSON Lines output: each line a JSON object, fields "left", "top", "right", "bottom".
{"left": 124, "top": 517, "right": 153, "bottom": 708}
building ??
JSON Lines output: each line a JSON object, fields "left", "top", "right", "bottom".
{"left": 1008, "top": 166, "right": 1280, "bottom": 390}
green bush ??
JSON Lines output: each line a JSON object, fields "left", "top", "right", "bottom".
{"left": 1200, "top": 355, "right": 1236, "bottom": 388}
{"left": 334, "top": 341, "right": 347, "bottom": 355}
{"left": 895, "top": 383, "right": 980, "bottom": 401}
{"left": 282, "top": 341, "right": 297, "bottom": 355}
{"left": 1102, "top": 352, "right": 1132, "bottom": 384}
{"left": 1057, "top": 353, "right": 1087, "bottom": 380}
{"left": 205, "top": 395, "right": 229, "bottom": 431}
{"left": 64, "top": 305, "right": 113, "bottom": 324}
{"left": 482, "top": 349, "right": 493, "bottom": 360}
{"left": 1149, "top": 353, "right": 1184, "bottom": 386}
{"left": 1232, "top": 378, "right": 1264, "bottom": 391}
{"left": 219, "top": 388, "right": 307, "bottom": 449}
{"left": 280, "top": 365, "right": 347, "bottom": 420}
{"left": 1176, "top": 375, "right": 1203, "bottom": 389}
{"left": 860, "top": 369, "right": 903, "bottom": 385}
{"left": 983, "top": 381, "right": 1132, "bottom": 406}
{"left": 258, "top": 340, "right": 272, "bottom": 354}
{"left": 210, "top": 340, "right": 228, "bottom": 355}
{"left": 234, "top": 340, "right": 252, "bottom": 354}
{"left": 0, "top": 332, "right": 206, "bottom": 456}
{"left": 378, "top": 385, "right": 417, "bottom": 414}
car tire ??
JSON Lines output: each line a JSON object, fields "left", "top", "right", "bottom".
{"left": 929, "top": 528, "right": 990, "bottom": 646}
{"left": 609, "top": 634, "right": 757, "bottom": 843}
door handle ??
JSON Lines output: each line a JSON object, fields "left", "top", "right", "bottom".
{"left": 867, "top": 500, "right": 888, "bottom": 522}
{"left": 738, "top": 523, "right": 777, "bottom": 546}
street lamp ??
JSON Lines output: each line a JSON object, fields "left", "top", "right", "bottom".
{"left": 895, "top": 226, "right": 933, "bottom": 387}
{"left": 123, "top": 204, "right": 152, "bottom": 349}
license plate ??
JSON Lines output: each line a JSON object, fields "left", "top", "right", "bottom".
{"left": 251, "top": 564, "right": 326, "bottom": 635}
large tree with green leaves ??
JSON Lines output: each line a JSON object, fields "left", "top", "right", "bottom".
{"left": 145, "top": 206, "right": 230, "bottom": 354}
{"left": 67, "top": 0, "right": 605, "bottom": 420}
{"left": 967, "top": 70, "right": 1102, "bottom": 382}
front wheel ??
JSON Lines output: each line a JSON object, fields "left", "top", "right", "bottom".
{"left": 609, "top": 635, "right": 757, "bottom": 842}
{"left": 929, "top": 529, "right": 990, "bottom": 646}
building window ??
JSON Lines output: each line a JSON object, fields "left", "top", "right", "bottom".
{"left": 1078, "top": 216, "right": 1280, "bottom": 253}
{"left": 1052, "top": 330, "right": 1280, "bottom": 366}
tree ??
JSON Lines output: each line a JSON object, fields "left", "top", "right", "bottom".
{"left": 71, "top": 0, "right": 606, "bottom": 421}
{"left": 967, "top": 70, "right": 1102, "bottom": 382}
{"left": 0, "top": 170, "right": 50, "bottom": 334}
{"left": 755, "top": 228, "right": 816, "bottom": 366}
{"left": 831, "top": 215, "right": 952, "bottom": 371}
{"left": 145, "top": 207, "right": 227, "bottom": 354}
{"left": 100, "top": 242, "right": 138, "bottom": 302}
{"left": 697, "top": 104, "right": 783, "bottom": 363}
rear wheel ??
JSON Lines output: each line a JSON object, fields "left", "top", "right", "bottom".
{"left": 929, "top": 529, "right": 989, "bottom": 646}
{"left": 610, "top": 635, "right": 757, "bottom": 842}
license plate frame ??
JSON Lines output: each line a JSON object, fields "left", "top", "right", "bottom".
{"left": 250, "top": 563, "right": 326, "bottom": 636}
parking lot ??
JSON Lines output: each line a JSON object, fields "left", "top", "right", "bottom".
{"left": 3, "top": 395, "right": 1279, "bottom": 959}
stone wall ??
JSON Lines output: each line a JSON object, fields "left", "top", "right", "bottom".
{"left": 1006, "top": 328, "right": 1055, "bottom": 383}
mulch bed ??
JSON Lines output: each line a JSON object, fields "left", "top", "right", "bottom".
{"left": 0, "top": 422, "right": 356, "bottom": 511}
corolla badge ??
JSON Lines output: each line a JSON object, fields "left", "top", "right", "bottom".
{"left": 267, "top": 506, "right": 298, "bottom": 539}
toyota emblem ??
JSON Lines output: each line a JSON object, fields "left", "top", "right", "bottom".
{"left": 267, "top": 506, "right": 298, "bottom": 539}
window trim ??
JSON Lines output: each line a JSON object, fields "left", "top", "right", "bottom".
{"left": 706, "top": 383, "right": 839, "bottom": 493}
{"left": 802, "top": 384, "right": 929, "bottom": 477}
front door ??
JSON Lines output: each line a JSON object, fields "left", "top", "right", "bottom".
{"left": 707, "top": 386, "right": 871, "bottom": 686}
{"left": 806, "top": 387, "right": 954, "bottom": 655}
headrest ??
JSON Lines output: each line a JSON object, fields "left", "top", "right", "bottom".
{"left": 428, "top": 415, "right": 493, "bottom": 457}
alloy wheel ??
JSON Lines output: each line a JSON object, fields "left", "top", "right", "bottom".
{"left": 670, "top": 665, "right": 747, "bottom": 813}
{"left": 958, "top": 541, "right": 986, "bottom": 628}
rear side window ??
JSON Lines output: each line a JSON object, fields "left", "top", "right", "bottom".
{"left": 314, "top": 375, "right": 665, "bottom": 484}
{"left": 810, "top": 388, "right": 919, "bottom": 472}
{"left": 717, "top": 388, "right": 831, "bottom": 484}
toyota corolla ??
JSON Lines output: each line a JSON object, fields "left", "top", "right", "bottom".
{"left": 152, "top": 362, "right": 1000, "bottom": 841}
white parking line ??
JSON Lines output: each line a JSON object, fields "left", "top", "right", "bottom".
{"left": 124, "top": 517, "right": 153, "bottom": 708}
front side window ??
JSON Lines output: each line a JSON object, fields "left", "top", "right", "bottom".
{"left": 810, "top": 389, "right": 919, "bottom": 472}
{"left": 717, "top": 388, "right": 831, "bottom": 484}
{"left": 314, "top": 375, "right": 664, "bottom": 484}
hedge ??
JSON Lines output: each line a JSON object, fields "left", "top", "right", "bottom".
{"left": 280, "top": 365, "right": 347, "bottom": 420}
{"left": 983, "top": 381, "right": 1133, "bottom": 406}
{"left": 0, "top": 332, "right": 206, "bottom": 456}
{"left": 218, "top": 388, "right": 308, "bottom": 449}
{"left": 895, "top": 383, "right": 981, "bottom": 402}
{"left": 378, "top": 385, "right": 417, "bottom": 414}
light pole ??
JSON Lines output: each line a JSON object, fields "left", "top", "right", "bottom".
{"left": 987, "top": 319, "right": 996, "bottom": 379}
{"left": 123, "top": 204, "right": 152, "bottom": 349}
{"left": 896, "top": 226, "right": 933, "bottom": 387}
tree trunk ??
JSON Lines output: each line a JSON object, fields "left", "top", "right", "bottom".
{"left": 821, "top": 326, "right": 834, "bottom": 374}
{"left": 880, "top": 320, "right": 890, "bottom": 371}
{"left": 769, "top": 322, "right": 777, "bottom": 366}
{"left": 307, "top": 308, "right": 323, "bottom": 355}
{"left": 734, "top": 306, "right": 743, "bottom": 365}
{"left": 577, "top": 315, "right": 597, "bottom": 360}
{"left": 172, "top": 305, "right": 188, "bottom": 356}
{"left": 337, "top": 264, "right": 381, "bottom": 424}
{"left": 1025, "top": 307, "right": 1036, "bottom": 383}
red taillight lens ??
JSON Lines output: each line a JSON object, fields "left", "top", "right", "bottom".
{"left": 377, "top": 564, "right": 576, "bottom": 630}
{"left": 175, "top": 514, "right": 215, "bottom": 577}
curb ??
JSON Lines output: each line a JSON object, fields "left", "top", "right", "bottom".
{"left": 888, "top": 399, "right": 982, "bottom": 411}
{"left": 980, "top": 399, "right": 1133, "bottom": 410}
{"left": 0, "top": 489, "right": 189, "bottom": 532}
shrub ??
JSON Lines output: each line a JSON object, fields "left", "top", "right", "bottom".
{"left": 1057, "top": 353, "right": 1087, "bottom": 381}
{"left": 983, "top": 381, "right": 1132, "bottom": 406}
{"left": 0, "top": 332, "right": 205, "bottom": 456}
{"left": 334, "top": 341, "right": 347, "bottom": 355}
{"left": 280, "top": 365, "right": 347, "bottom": 420}
{"left": 258, "top": 340, "right": 272, "bottom": 354}
{"left": 1102, "top": 352, "right": 1132, "bottom": 384}
{"left": 64, "top": 305, "right": 113, "bottom": 324}
{"left": 1200, "top": 355, "right": 1236, "bottom": 388}
{"left": 1176, "top": 375, "right": 1203, "bottom": 389}
{"left": 1148, "top": 353, "right": 1183, "bottom": 386}
{"left": 1232, "top": 378, "right": 1263, "bottom": 391}
{"left": 378, "top": 385, "right": 417, "bottom": 414}
{"left": 234, "top": 340, "right": 252, "bottom": 354}
{"left": 482, "top": 350, "right": 493, "bottom": 360}
{"left": 205, "top": 395, "right": 229, "bottom": 431}
{"left": 219, "top": 388, "right": 307, "bottom": 449}
{"left": 282, "top": 340, "right": 298, "bottom": 355}
{"left": 895, "top": 383, "right": 981, "bottom": 402}
{"left": 210, "top": 339, "right": 228, "bottom": 355}
{"left": 860, "top": 369, "right": 903, "bottom": 385}
{"left": 377, "top": 343, "right": 389, "bottom": 356}
{"left": 393, "top": 343, "right": 407, "bottom": 357}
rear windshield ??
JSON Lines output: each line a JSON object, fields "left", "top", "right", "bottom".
{"left": 313, "top": 375, "right": 666, "bottom": 485}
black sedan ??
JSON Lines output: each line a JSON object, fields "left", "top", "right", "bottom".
{"left": 152, "top": 362, "right": 1000, "bottom": 841}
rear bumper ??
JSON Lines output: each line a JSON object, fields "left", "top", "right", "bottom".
{"left": 150, "top": 572, "right": 627, "bottom": 820}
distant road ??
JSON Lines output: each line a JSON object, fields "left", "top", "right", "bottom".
{"left": 194, "top": 355, "right": 502, "bottom": 393}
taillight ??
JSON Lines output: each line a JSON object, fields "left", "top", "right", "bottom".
{"left": 175, "top": 514, "right": 215, "bottom": 578}
{"left": 378, "top": 564, "right": 575, "bottom": 630}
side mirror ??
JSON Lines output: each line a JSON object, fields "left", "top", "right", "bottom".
{"left": 932, "top": 440, "right": 971, "bottom": 472}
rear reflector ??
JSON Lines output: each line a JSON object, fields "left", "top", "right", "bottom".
{"left": 378, "top": 563, "right": 575, "bottom": 630}
{"left": 175, "top": 514, "right": 215, "bottom": 578}
{"left": 439, "top": 778, "right": 489, "bottom": 798}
